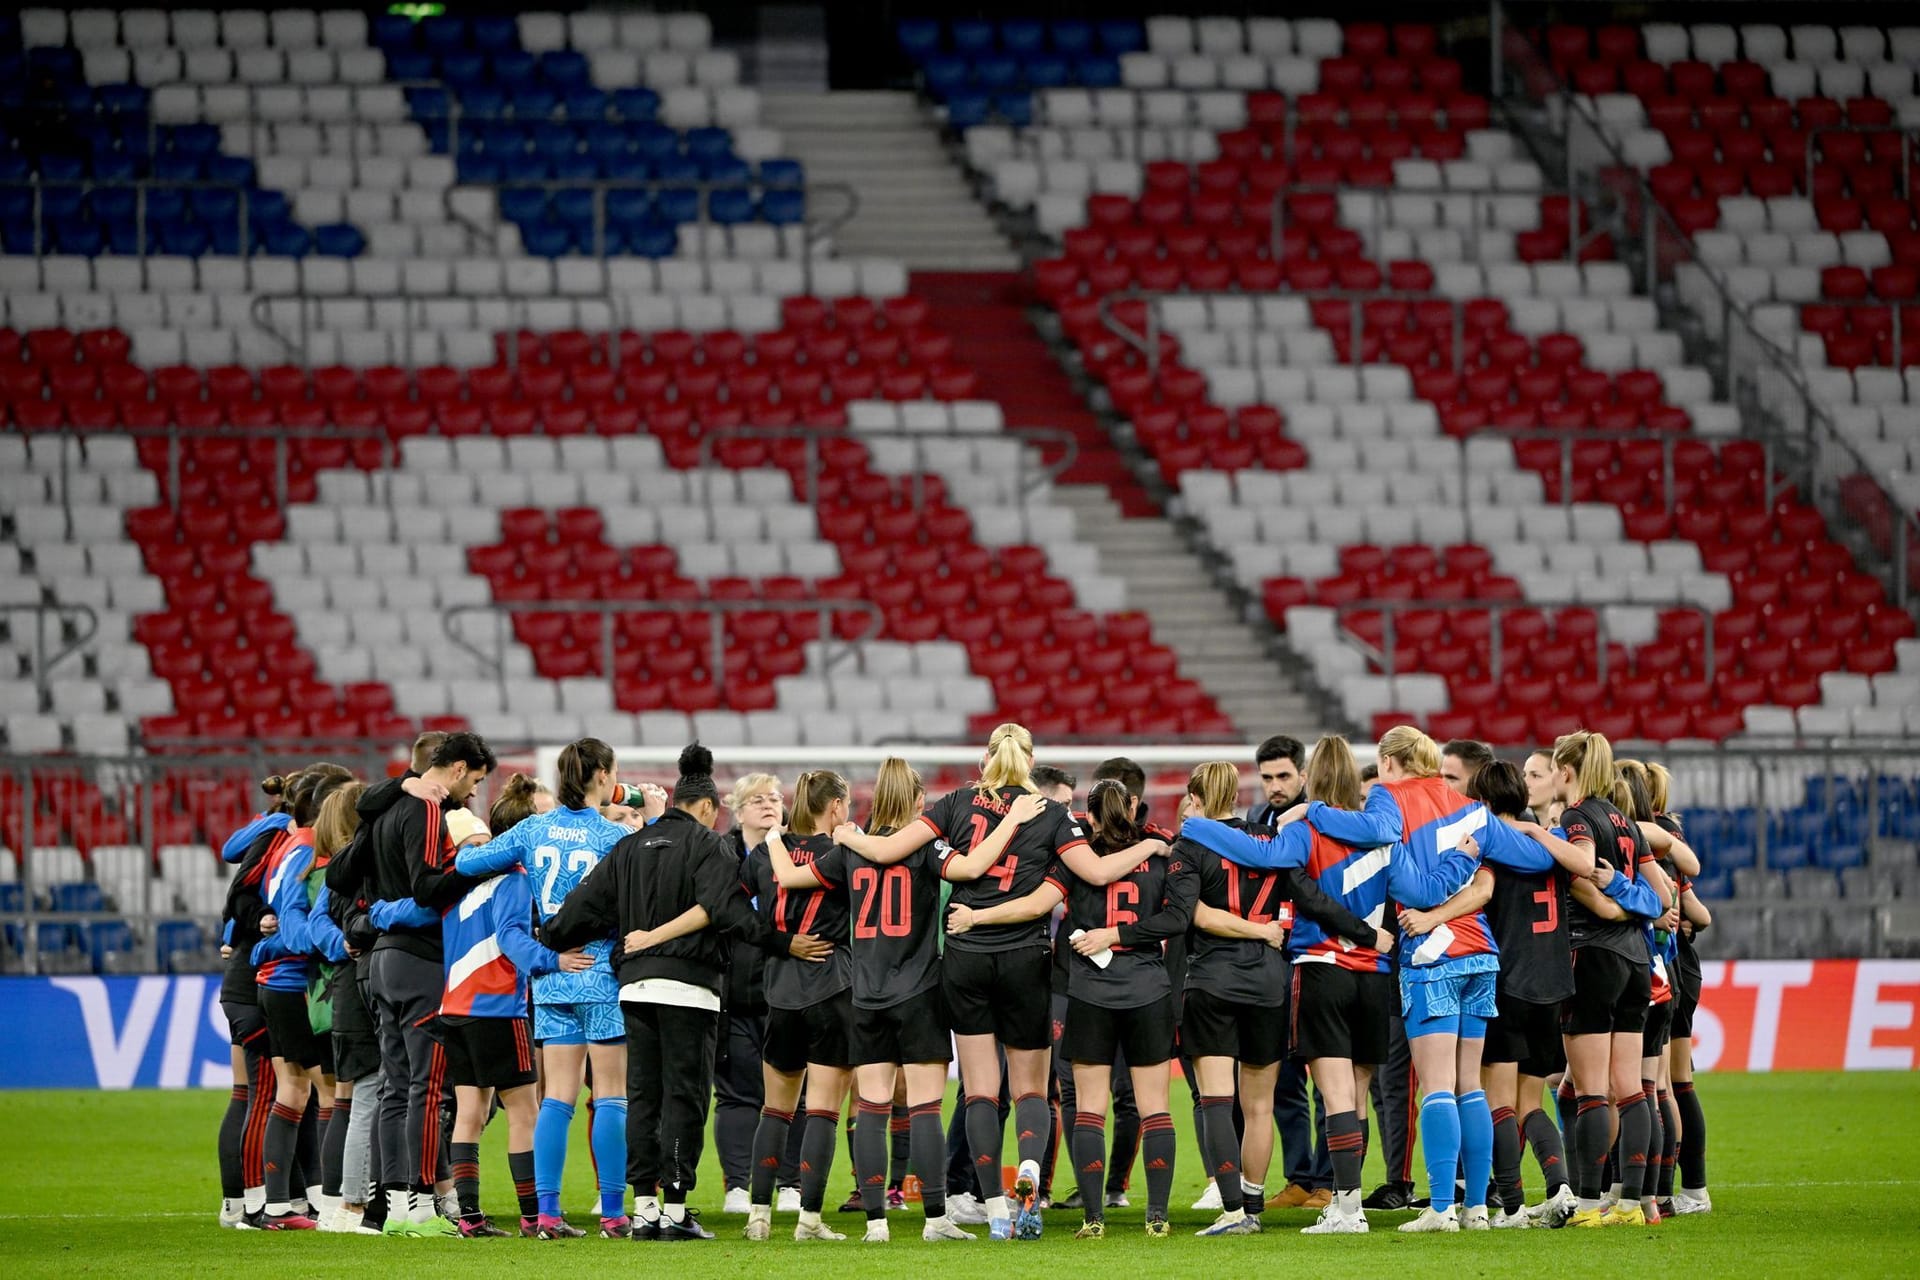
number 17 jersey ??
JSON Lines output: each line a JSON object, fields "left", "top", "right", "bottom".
{"left": 918, "top": 785, "right": 1084, "bottom": 954}
{"left": 847, "top": 830, "right": 960, "bottom": 1009}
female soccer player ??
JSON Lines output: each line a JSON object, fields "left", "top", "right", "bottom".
{"left": 249, "top": 766, "right": 356, "bottom": 1229}
{"left": 453, "top": 739, "right": 647, "bottom": 1238}
{"left": 1648, "top": 763, "right": 1713, "bottom": 1215}
{"left": 1177, "top": 746, "right": 1399, "bottom": 1236}
{"left": 1550, "top": 731, "right": 1667, "bottom": 1228}
{"left": 835, "top": 724, "right": 1153, "bottom": 1241}
{"left": 312, "top": 784, "right": 384, "bottom": 1235}
{"left": 768, "top": 757, "right": 1045, "bottom": 1242}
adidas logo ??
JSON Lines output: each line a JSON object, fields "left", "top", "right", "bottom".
{"left": 759, "top": 1157, "right": 780, "bottom": 1167}
{"left": 976, "top": 1155, "right": 994, "bottom": 1166}
{"left": 1147, "top": 1159, "right": 1167, "bottom": 1170}
{"left": 1222, "top": 1161, "right": 1237, "bottom": 1172}
{"left": 1018, "top": 1129, "right": 1035, "bottom": 1140}
{"left": 1080, "top": 1162, "right": 1104, "bottom": 1173}
{"left": 866, "top": 1175, "right": 886, "bottom": 1185}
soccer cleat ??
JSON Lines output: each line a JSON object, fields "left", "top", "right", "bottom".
{"left": 946, "top": 1192, "right": 989, "bottom": 1225}
{"left": 599, "top": 1216, "right": 633, "bottom": 1239}
{"left": 1461, "top": 1206, "right": 1491, "bottom": 1231}
{"left": 794, "top": 1218, "right": 847, "bottom": 1242}
{"left": 1361, "top": 1181, "right": 1413, "bottom": 1211}
{"left": 1144, "top": 1218, "right": 1170, "bottom": 1239}
{"left": 661, "top": 1212, "right": 715, "bottom": 1241}
{"left": 1534, "top": 1185, "right": 1578, "bottom": 1228}
{"left": 1103, "top": 1190, "right": 1129, "bottom": 1209}
{"left": 838, "top": 1189, "right": 865, "bottom": 1213}
{"left": 1302, "top": 1206, "right": 1368, "bottom": 1235}
{"left": 1674, "top": 1190, "right": 1713, "bottom": 1215}
{"left": 1013, "top": 1160, "right": 1043, "bottom": 1239}
{"left": 219, "top": 1202, "right": 247, "bottom": 1230}
{"left": 1492, "top": 1207, "right": 1531, "bottom": 1230}
{"left": 536, "top": 1215, "right": 585, "bottom": 1240}
{"left": 1073, "top": 1220, "right": 1105, "bottom": 1239}
{"left": 863, "top": 1221, "right": 891, "bottom": 1243}
{"left": 776, "top": 1187, "right": 802, "bottom": 1213}
{"left": 1196, "top": 1209, "right": 1259, "bottom": 1237}
{"left": 632, "top": 1217, "right": 663, "bottom": 1242}
{"left": 722, "top": 1187, "right": 751, "bottom": 1215}
{"left": 458, "top": 1218, "right": 511, "bottom": 1238}
{"left": 743, "top": 1210, "right": 772, "bottom": 1242}
{"left": 886, "top": 1187, "right": 907, "bottom": 1212}
{"left": 257, "top": 1211, "right": 318, "bottom": 1231}
{"left": 1655, "top": 1198, "right": 1676, "bottom": 1221}
{"left": 923, "top": 1218, "right": 977, "bottom": 1242}
{"left": 988, "top": 1216, "right": 1013, "bottom": 1241}
{"left": 1397, "top": 1206, "right": 1459, "bottom": 1233}
{"left": 1058, "top": 1188, "right": 1085, "bottom": 1211}
{"left": 1598, "top": 1204, "right": 1647, "bottom": 1228}
{"left": 1191, "top": 1181, "right": 1224, "bottom": 1211}
{"left": 1568, "top": 1208, "right": 1609, "bottom": 1229}
{"left": 1269, "top": 1183, "right": 1313, "bottom": 1209}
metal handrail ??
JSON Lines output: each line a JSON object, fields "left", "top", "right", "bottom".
{"left": 248, "top": 289, "right": 627, "bottom": 370}
{"left": 1496, "top": 5, "right": 1920, "bottom": 609}
{"left": 1, "top": 603, "right": 99, "bottom": 695}
{"left": 442, "top": 597, "right": 886, "bottom": 713}
{"left": 1332, "top": 596, "right": 1717, "bottom": 686}
{"left": 440, "top": 177, "right": 860, "bottom": 287}
{"left": 0, "top": 176, "right": 254, "bottom": 259}
{"left": 694, "top": 424, "right": 1080, "bottom": 512}
{"left": 1457, "top": 425, "right": 1784, "bottom": 515}
{"left": 1805, "top": 124, "right": 1918, "bottom": 200}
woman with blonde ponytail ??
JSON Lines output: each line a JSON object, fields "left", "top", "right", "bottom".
{"left": 836, "top": 724, "right": 1156, "bottom": 1240}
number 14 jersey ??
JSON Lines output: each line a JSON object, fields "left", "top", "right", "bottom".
{"left": 919, "top": 785, "right": 1085, "bottom": 955}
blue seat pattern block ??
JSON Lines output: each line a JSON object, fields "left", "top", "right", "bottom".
{"left": 0, "top": 28, "right": 341, "bottom": 257}
{"left": 374, "top": 12, "right": 804, "bottom": 256}
{"left": 894, "top": 18, "right": 1139, "bottom": 122}
{"left": 1686, "top": 774, "right": 1920, "bottom": 900}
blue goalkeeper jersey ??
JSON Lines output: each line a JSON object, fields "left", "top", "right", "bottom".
{"left": 455, "top": 805, "right": 632, "bottom": 1005}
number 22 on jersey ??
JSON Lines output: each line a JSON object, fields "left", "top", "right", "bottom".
{"left": 531, "top": 845, "right": 596, "bottom": 918}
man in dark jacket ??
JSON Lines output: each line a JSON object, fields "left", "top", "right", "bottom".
{"left": 547, "top": 745, "right": 828, "bottom": 1240}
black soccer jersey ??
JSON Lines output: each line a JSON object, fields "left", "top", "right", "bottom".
{"left": 1656, "top": 814, "right": 1697, "bottom": 956}
{"left": 1061, "top": 847, "right": 1198, "bottom": 1009}
{"left": 919, "top": 786, "right": 1084, "bottom": 954}
{"left": 1484, "top": 864, "right": 1575, "bottom": 1005}
{"left": 744, "top": 832, "right": 853, "bottom": 1010}
{"left": 1561, "top": 796, "right": 1652, "bottom": 965}
{"left": 1182, "top": 831, "right": 1292, "bottom": 1006}
{"left": 846, "top": 829, "right": 959, "bottom": 1009}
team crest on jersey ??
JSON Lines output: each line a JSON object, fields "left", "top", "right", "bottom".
{"left": 1069, "top": 824, "right": 1084, "bottom": 838}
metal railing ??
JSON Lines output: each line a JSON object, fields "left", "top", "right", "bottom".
{"left": 1332, "top": 596, "right": 1718, "bottom": 686}
{"left": 1457, "top": 425, "right": 1786, "bottom": 515}
{"left": 695, "top": 424, "right": 1080, "bottom": 513}
{"left": 1497, "top": 3, "right": 1920, "bottom": 608}
{"left": 442, "top": 597, "right": 886, "bottom": 713}
{"left": 248, "top": 288, "right": 627, "bottom": 369}
{"left": 1268, "top": 182, "right": 1609, "bottom": 269}
{"left": 2, "top": 603, "right": 98, "bottom": 694}
{"left": 0, "top": 177, "right": 255, "bottom": 258}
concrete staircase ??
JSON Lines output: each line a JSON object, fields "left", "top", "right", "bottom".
{"left": 762, "top": 91, "right": 1018, "bottom": 270}
{"left": 1053, "top": 486, "right": 1332, "bottom": 741}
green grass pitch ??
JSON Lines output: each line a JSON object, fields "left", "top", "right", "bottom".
{"left": 0, "top": 1071, "right": 1912, "bottom": 1277}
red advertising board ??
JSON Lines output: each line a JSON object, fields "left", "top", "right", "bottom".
{"left": 1691, "top": 960, "right": 1920, "bottom": 1071}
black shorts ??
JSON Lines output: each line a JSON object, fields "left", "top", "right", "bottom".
{"left": 1483, "top": 991, "right": 1568, "bottom": 1077}
{"left": 852, "top": 987, "right": 951, "bottom": 1066}
{"left": 259, "top": 987, "right": 328, "bottom": 1071}
{"left": 327, "top": 967, "right": 381, "bottom": 1080}
{"left": 1289, "top": 964, "right": 1391, "bottom": 1065}
{"left": 1641, "top": 999, "right": 1674, "bottom": 1059}
{"left": 941, "top": 945, "right": 1052, "bottom": 1051}
{"left": 764, "top": 989, "right": 855, "bottom": 1073}
{"left": 1669, "top": 947, "right": 1702, "bottom": 1040}
{"left": 222, "top": 997, "right": 270, "bottom": 1053}
{"left": 440, "top": 1015, "right": 538, "bottom": 1091}
{"left": 1561, "top": 947, "right": 1652, "bottom": 1037}
{"left": 1063, "top": 994, "right": 1175, "bottom": 1067}
{"left": 1180, "top": 986, "right": 1287, "bottom": 1067}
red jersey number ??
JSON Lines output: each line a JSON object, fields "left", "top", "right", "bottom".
{"left": 1106, "top": 881, "right": 1140, "bottom": 929}
{"left": 852, "top": 864, "right": 913, "bottom": 939}
{"left": 773, "top": 885, "right": 823, "bottom": 937}
{"left": 1225, "top": 868, "right": 1280, "bottom": 924}
{"left": 1531, "top": 884, "right": 1560, "bottom": 935}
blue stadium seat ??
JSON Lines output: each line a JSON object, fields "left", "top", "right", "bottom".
{"left": 759, "top": 158, "right": 804, "bottom": 187}
{"left": 945, "top": 93, "right": 990, "bottom": 129}
{"left": 612, "top": 88, "right": 660, "bottom": 122}
{"left": 1025, "top": 55, "right": 1070, "bottom": 89}
{"left": 499, "top": 187, "right": 549, "bottom": 223}
{"left": 923, "top": 54, "right": 968, "bottom": 97}
{"left": 1097, "top": 20, "right": 1146, "bottom": 52}
{"left": 760, "top": 188, "right": 805, "bottom": 225}
{"left": 1076, "top": 56, "right": 1122, "bottom": 88}
{"left": 565, "top": 87, "right": 608, "bottom": 119}
{"left": 1690, "top": 867, "right": 1731, "bottom": 899}
{"left": 493, "top": 50, "right": 537, "bottom": 86}
{"left": 1817, "top": 842, "right": 1867, "bottom": 870}
{"left": 387, "top": 49, "right": 434, "bottom": 81}
{"left": 157, "top": 921, "right": 205, "bottom": 972}
{"left": 625, "top": 220, "right": 677, "bottom": 257}
{"left": 313, "top": 223, "right": 366, "bottom": 257}
{"left": 654, "top": 185, "right": 700, "bottom": 224}
{"left": 473, "top": 16, "right": 519, "bottom": 53}
{"left": 996, "top": 94, "right": 1034, "bottom": 126}
{"left": 518, "top": 218, "right": 572, "bottom": 257}
{"left": 512, "top": 85, "right": 559, "bottom": 119}
{"left": 707, "top": 187, "right": 755, "bottom": 224}
{"left": 1002, "top": 20, "right": 1046, "bottom": 57}
{"left": 0, "top": 883, "right": 24, "bottom": 912}
{"left": 1769, "top": 842, "right": 1811, "bottom": 871}
{"left": 88, "top": 920, "right": 135, "bottom": 972}
{"left": 973, "top": 55, "right": 1019, "bottom": 91}
{"left": 897, "top": 19, "right": 942, "bottom": 59}
{"left": 1051, "top": 21, "right": 1094, "bottom": 55}
{"left": 418, "top": 14, "right": 468, "bottom": 51}
{"left": 541, "top": 51, "right": 590, "bottom": 89}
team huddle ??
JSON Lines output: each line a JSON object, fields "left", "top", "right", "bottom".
{"left": 210, "top": 720, "right": 1715, "bottom": 1241}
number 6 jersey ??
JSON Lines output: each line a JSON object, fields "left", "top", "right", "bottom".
{"left": 918, "top": 785, "right": 1085, "bottom": 954}
{"left": 1061, "top": 849, "right": 1198, "bottom": 1008}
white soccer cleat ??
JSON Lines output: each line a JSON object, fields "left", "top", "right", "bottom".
{"left": 946, "top": 1192, "right": 990, "bottom": 1225}
{"left": 722, "top": 1187, "right": 752, "bottom": 1215}
{"left": 863, "top": 1221, "right": 891, "bottom": 1243}
{"left": 777, "top": 1187, "right": 803, "bottom": 1213}
{"left": 794, "top": 1218, "right": 847, "bottom": 1241}
{"left": 743, "top": 1208, "right": 772, "bottom": 1241}
{"left": 1192, "top": 1181, "right": 1224, "bottom": 1211}
{"left": 1533, "top": 1185, "right": 1578, "bottom": 1227}
{"left": 219, "top": 1201, "right": 246, "bottom": 1230}
{"left": 1461, "top": 1205, "right": 1491, "bottom": 1230}
{"left": 1397, "top": 1206, "right": 1460, "bottom": 1233}
{"left": 1301, "top": 1206, "right": 1368, "bottom": 1235}
{"left": 923, "top": 1217, "right": 977, "bottom": 1241}
{"left": 1492, "top": 1206, "right": 1531, "bottom": 1229}
{"left": 1674, "top": 1189, "right": 1712, "bottom": 1215}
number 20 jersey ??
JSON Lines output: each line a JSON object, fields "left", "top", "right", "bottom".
{"left": 919, "top": 785, "right": 1084, "bottom": 954}
{"left": 847, "top": 830, "right": 960, "bottom": 1009}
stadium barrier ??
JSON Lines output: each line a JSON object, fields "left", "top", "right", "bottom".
{"left": 1, "top": 958, "right": 1914, "bottom": 1088}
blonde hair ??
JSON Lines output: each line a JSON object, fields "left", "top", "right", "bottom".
{"left": 1645, "top": 762, "right": 1672, "bottom": 814}
{"left": 869, "top": 757, "right": 924, "bottom": 833}
{"left": 975, "top": 722, "right": 1038, "bottom": 796}
{"left": 1306, "top": 736, "right": 1366, "bottom": 811}
{"left": 1616, "top": 760, "right": 1655, "bottom": 822}
{"left": 1186, "top": 762, "right": 1240, "bottom": 819}
{"left": 314, "top": 782, "right": 365, "bottom": 861}
{"left": 725, "top": 772, "right": 782, "bottom": 815}
{"left": 791, "top": 770, "right": 850, "bottom": 836}
{"left": 1553, "top": 730, "right": 1615, "bottom": 804}
{"left": 1376, "top": 724, "right": 1441, "bottom": 778}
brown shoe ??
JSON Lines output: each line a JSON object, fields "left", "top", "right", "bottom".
{"left": 1303, "top": 1189, "right": 1333, "bottom": 1210}
{"left": 1268, "top": 1184, "right": 1313, "bottom": 1210}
